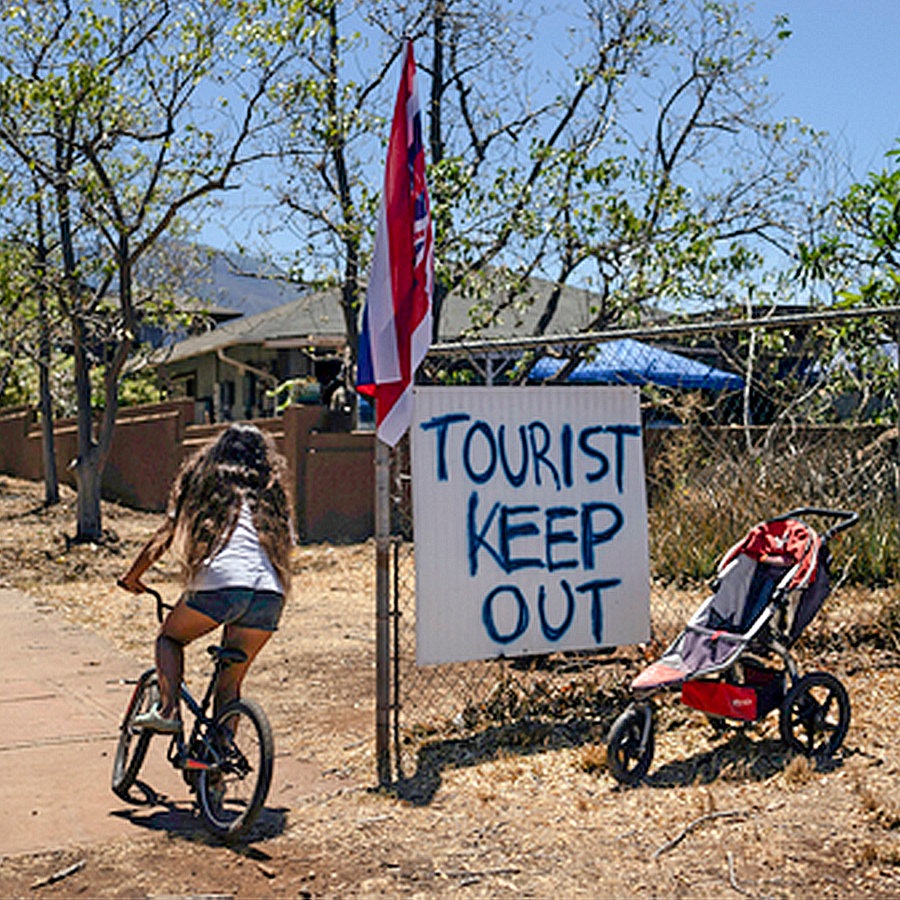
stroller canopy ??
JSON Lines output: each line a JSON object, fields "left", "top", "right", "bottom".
{"left": 721, "top": 518, "right": 821, "bottom": 590}
{"left": 632, "top": 517, "right": 828, "bottom": 691}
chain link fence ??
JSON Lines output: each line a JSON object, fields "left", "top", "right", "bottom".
{"left": 380, "top": 309, "right": 900, "bottom": 786}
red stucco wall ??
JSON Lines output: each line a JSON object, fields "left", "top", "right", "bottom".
{"left": 0, "top": 401, "right": 375, "bottom": 543}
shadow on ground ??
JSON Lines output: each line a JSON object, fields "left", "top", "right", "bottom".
{"left": 391, "top": 714, "right": 848, "bottom": 805}
{"left": 110, "top": 779, "right": 288, "bottom": 846}
{"left": 391, "top": 714, "right": 609, "bottom": 805}
{"left": 643, "top": 733, "right": 845, "bottom": 788}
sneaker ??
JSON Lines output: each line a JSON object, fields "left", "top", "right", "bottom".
{"left": 133, "top": 703, "right": 182, "bottom": 734}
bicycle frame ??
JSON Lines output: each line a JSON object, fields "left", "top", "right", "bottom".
{"left": 141, "top": 586, "right": 242, "bottom": 775}
{"left": 166, "top": 675, "right": 218, "bottom": 773}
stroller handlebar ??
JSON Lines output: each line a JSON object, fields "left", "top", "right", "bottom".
{"left": 770, "top": 507, "right": 859, "bottom": 542}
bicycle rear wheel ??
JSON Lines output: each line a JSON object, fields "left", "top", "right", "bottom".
{"left": 112, "top": 668, "right": 159, "bottom": 800}
{"left": 197, "top": 698, "right": 273, "bottom": 840}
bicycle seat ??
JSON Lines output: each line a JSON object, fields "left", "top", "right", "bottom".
{"left": 207, "top": 645, "right": 248, "bottom": 665}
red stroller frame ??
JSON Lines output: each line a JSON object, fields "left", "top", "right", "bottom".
{"left": 607, "top": 507, "right": 858, "bottom": 786}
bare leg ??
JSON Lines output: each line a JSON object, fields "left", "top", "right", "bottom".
{"left": 156, "top": 600, "right": 219, "bottom": 718}
{"left": 214, "top": 624, "right": 273, "bottom": 715}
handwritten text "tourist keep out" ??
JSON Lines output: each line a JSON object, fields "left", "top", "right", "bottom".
{"left": 418, "top": 413, "right": 642, "bottom": 647}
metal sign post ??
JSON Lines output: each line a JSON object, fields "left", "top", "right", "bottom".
{"left": 374, "top": 437, "right": 392, "bottom": 785}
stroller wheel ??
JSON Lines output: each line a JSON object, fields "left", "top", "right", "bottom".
{"left": 607, "top": 702, "right": 655, "bottom": 786}
{"left": 779, "top": 671, "right": 850, "bottom": 758}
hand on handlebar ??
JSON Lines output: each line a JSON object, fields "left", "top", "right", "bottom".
{"left": 117, "top": 575, "right": 147, "bottom": 594}
{"left": 116, "top": 579, "right": 168, "bottom": 622}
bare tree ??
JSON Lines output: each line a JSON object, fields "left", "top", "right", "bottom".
{"left": 0, "top": 0, "right": 302, "bottom": 541}
{"left": 272, "top": 0, "right": 824, "bottom": 384}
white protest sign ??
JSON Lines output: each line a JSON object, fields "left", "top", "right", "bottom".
{"left": 411, "top": 386, "right": 651, "bottom": 665}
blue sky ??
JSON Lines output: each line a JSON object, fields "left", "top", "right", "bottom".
{"left": 199, "top": 2, "right": 900, "bottom": 256}
{"left": 748, "top": 1, "right": 900, "bottom": 175}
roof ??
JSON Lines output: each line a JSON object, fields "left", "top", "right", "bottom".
{"left": 156, "top": 288, "right": 347, "bottom": 364}
{"left": 528, "top": 338, "right": 745, "bottom": 391}
{"left": 156, "top": 270, "right": 619, "bottom": 366}
{"left": 435, "top": 276, "right": 606, "bottom": 341}
{"left": 184, "top": 250, "right": 307, "bottom": 319}
{"left": 139, "top": 243, "right": 308, "bottom": 323}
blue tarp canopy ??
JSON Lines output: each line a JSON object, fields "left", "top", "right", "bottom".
{"left": 528, "top": 337, "right": 744, "bottom": 391}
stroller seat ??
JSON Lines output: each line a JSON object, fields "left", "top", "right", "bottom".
{"left": 632, "top": 517, "right": 822, "bottom": 692}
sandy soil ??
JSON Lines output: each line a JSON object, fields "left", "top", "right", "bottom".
{"left": 1, "top": 474, "right": 899, "bottom": 898}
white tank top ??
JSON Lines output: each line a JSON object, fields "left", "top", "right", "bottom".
{"left": 189, "top": 502, "right": 283, "bottom": 594}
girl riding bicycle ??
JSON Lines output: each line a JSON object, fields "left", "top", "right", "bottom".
{"left": 119, "top": 422, "right": 293, "bottom": 734}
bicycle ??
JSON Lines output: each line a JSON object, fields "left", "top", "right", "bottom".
{"left": 111, "top": 585, "right": 274, "bottom": 841}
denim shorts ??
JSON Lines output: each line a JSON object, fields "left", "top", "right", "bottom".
{"left": 184, "top": 588, "right": 285, "bottom": 632}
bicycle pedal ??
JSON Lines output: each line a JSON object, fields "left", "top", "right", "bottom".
{"left": 183, "top": 757, "right": 214, "bottom": 771}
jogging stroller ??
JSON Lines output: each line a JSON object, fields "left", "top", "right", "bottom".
{"left": 607, "top": 507, "right": 858, "bottom": 786}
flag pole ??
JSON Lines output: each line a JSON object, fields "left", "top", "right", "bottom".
{"left": 357, "top": 39, "right": 433, "bottom": 786}
{"left": 374, "top": 436, "right": 392, "bottom": 785}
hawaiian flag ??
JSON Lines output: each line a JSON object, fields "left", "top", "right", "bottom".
{"left": 357, "top": 41, "right": 434, "bottom": 447}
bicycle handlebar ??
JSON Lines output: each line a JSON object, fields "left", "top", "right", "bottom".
{"left": 116, "top": 580, "right": 174, "bottom": 624}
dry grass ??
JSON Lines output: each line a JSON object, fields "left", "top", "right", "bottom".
{"left": 851, "top": 762, "right": 900, "bottom": 830}
{"left": 782, "top": 754, "right": 815, "bottom": 787}
{"left": 1, "top": 474, "right": 900, "bottom": 898}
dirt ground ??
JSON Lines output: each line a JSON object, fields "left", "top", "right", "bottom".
{"left": 1, "top": 475, "right": 900, "bottom": 898}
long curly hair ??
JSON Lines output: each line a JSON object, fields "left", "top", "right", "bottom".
{"left": 167, "top": 423, "right": 293, "bottom": 593}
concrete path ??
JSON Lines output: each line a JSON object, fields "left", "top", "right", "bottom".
{"left": 0, "top": 588, "right": 332, "bottom": 856}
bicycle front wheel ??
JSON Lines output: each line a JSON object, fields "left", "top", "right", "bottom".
{"left": 112, "top": 668, "right": 159, "bottom": 800}
{"left": 197, "top": 698, "right": 274, "bottom": 840}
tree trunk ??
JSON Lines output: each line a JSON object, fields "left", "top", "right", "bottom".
{"left": 34, "top": 191, "right": 59, "bottom": 506}
{"left": 72, "top": 448, "right": 103, "bottom": 543}
{"left": 38, "top": 351, "right": 59, "bottom": 507}
{"left": 71, "top": 315, "right": 103, "bottom": 543}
